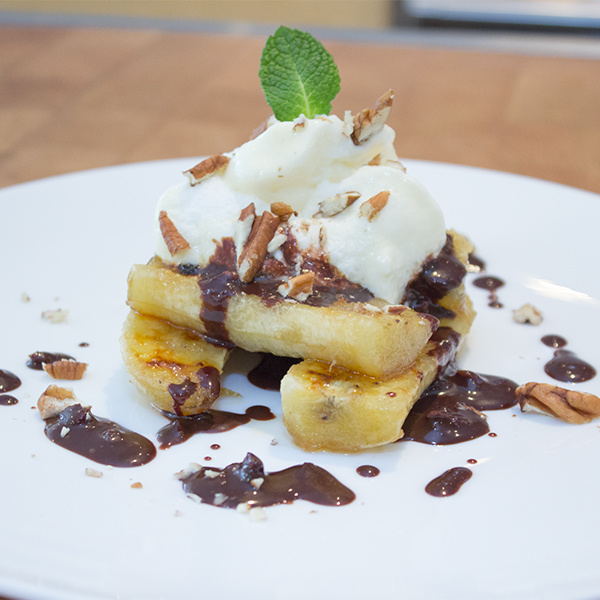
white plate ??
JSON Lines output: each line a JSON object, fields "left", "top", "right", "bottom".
{"left": 1, "top": 159, "right": 598, "bottom": 600}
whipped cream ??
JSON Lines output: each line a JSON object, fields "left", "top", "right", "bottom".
{"left": 154, "top": 113, "right": 446, "bottom": 305}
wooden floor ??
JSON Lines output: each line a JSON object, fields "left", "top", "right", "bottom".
{"left": 1, "top": 25, "right": 600, "bottom": 195}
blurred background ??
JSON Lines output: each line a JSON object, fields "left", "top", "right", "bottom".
{"left": 1, "top": 0, "right": 600, "bottom": 192}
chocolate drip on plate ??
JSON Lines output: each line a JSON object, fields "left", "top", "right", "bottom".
{"left": 472, "top": 276, "right": 504, "bottom": 308}
{"left": 181, "top": 452, "right": 355, "bottom": 508}
{"left": 26, "top": 351, "right": 75, "bottom": 370}
{"left": 425, "top": 467, "right": 472, "bottom": 497}
{"left": 544, "top": 349, "right": 596, "bottom": 383}
{"left": 0, "top": 369, "right": 21, "bottom": 393}
{"left": 43, "top": 404, "right": 156, "bottom": 467}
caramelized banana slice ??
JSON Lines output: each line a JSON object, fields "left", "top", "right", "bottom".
{"left": 126, "top": 261, "right": 436, "bottom": 380}
{"left": 280, "top": 292, "right": 475, "bottom": 453}
{"left": 120, "top": 311, "right": 231, "bottom": 416}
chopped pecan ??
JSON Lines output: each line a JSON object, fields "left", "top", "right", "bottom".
{"left": 184, "top": 154, "right": 229, "bottom": 185}
{"left": 359, "top": 191, "right": 390, "bottom": 221}
{"left": 351, "top": 89, "right": 394, "bottom": 145}
{"left": 238, "top": 211, "right": 280, "bottom": 283}
{"left": 159, "top": 210, "right": 190, "bottom": 256}
{"left": 368, "top": 153, "right": 382, "bottom": 166}
{"left": 41, "top": 309, "right": 68, "bottom": 324}
{"left": 43, "top": 360, "right": 88, "bottom": 381}
{"left": 313, "top": 191, "right": 361, "bottom": 218}
{"left": 37, "top": 385, "right": 89, "bottom": 420}
{"left": 513, "top": 304, "right": 543, "bottom": 325}
{"left": 277, "top": 272, "right": 315, "bottom": 301}
{"left": 516, "top": 382, "right": 600, "bottom": 424}
{"left": 270, "top": 202, "right": 297, "bottom": 222}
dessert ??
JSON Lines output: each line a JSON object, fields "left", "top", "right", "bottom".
{"left": 121, "top": 26, "right": 476, "bottom": 451}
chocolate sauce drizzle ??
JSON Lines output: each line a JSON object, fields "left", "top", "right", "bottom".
{"left": 400, "top": 369, "right": 517, "bottom": 445}
{"left": 157, "top": 405, "right": 275, "bottom": 450}
{"left": 472, "top": 276, "right": 504, "bottom": 308}
{"left": 181, "top": 452, "right": 355, "bottom": 508}
{"left": 0, "top": 369, "right": 21, "bottom": 393}
{"left": 167, "top": 366, "right": 221, "bottom": 416}
{"left": 539, "top": 335, "right": 596, "bottom": 382}
{"left": 356, "top": 465, "right": 380, "bottom": 478}
{"left": 43, "top": 404, "right": 156, "bottom": 467}
{"left": 26, "top": 351, "right": 76, "bottom": 370}
{"left": 0, "top": 395, "right": 18, "bottom": 406}
{"left": 403, "top": 235, "right": 466, "bottom": 318}
{"left": 545, "top": 349, "right": 596, "bottom": 383}
{"left": 425, "top": 467, "right": 472, "bottom": 497}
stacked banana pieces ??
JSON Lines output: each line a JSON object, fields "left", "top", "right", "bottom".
{"left": 121, "top": 93, "right": 476, "bottom": 453}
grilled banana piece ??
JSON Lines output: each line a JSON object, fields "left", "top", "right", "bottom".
{"left": 280, "top": 293, "right": 474, "bottom": 453}
{"left": 120, "top": 311, "right": 230, "bottom": 416}
{"left": 126, "top": 260, "right": 436, "bottom": 380}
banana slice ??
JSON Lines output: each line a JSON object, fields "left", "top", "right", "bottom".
{"left": 120, "top": 311, "right": 231, "bottom": 416}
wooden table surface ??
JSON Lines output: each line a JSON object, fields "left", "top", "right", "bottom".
{"left": 2, "top": 24, "right": 600, "bottom": 196}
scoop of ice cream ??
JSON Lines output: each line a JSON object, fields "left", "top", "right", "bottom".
{"left": 154, "top": 113, "right": 446, "bottom": 305}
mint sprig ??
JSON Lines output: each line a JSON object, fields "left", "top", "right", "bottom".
{"left": 259, "top": 26, "right": 341, "bottom": 122}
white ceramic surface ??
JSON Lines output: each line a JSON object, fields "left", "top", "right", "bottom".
{"left": 0, "top": 159, "right": 598, "bottom": 600}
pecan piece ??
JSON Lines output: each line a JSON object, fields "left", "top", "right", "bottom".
{"left": 43, "top": 360, "right": 88, "bottom": 381}
{"left": 159, "top": 210, "right": 190, "bottom": 256}
{"left": 184, "top": 154, "right": 229, "bottom": 186}
{"left": 270, "top": 202, "right": 297, "bottom": 222}
{"left": 238, "top": 211, "right": 280, "bottom": 283}
{"left": 516, "top": 382, "right": 600, "bottom": 424}
{"left": 250, "top": 116, "right": 272, "bottom": 140}
{"left": 513, "top": 304, "right": 543, "bottom": 325}
{"left": 277, "top": 272, "right": 315, "bottom": 302}
{"left": 313, "top": 191, "right": 361, "bottom": 218}
{"left": 351, "top": 89, "right": 394, "bottom": 145}
{"left": 37, "top": 385, "right": 89, "bottom": 420}
{"left": 359, "top": 191, "right": 390, "bottom": 222}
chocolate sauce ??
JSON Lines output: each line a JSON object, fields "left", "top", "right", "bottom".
{"left": 157, "top": 405, "right": 276, "bottom": 450}
{"left": 544, "top": 349, "right": 596, "bottom": 383}
{"left": 181, "top": 452, "right": 355, "bottom": 508}
{"left": 541, "top": 334, "right": 567, "bottom": 348}
{"left": 43, "top": 404, "right": 156, "bottom": 467}
{"left": 166, "top": 366, "right": 221, "bottom": 417}
{"left": 0, "top": 395, "right": 18, "bottom": 406}
{"left": 427, "top": 327, "right": 462, "bottom": 375}
{"left": 210, "top": 444, "right": 221, "bottom": 450}
{"left": 467, "top": 254, "right": 485, "bottom": 273}
{"left": 472, "top": 276, "right": 504, "bottom": 308}
{"left": 420, "top": 370, "right": 518, "bottom": 411}
{"left": 248, "top": 354, "right": 302, "bottom": 390}
{"left": 425, "top": 467, "right": 472, "bottom": 497}
{"left": 26, "top": 351, "right": 75, "bottom": 370}
{"left": 356, "top": 465, "right": 380, "bottom": 478}
{"left": 467, "top": 459, "right": 477, "bottom": 465}
{"left": 0, "top": 369, "right": 21, "bottom": 393}
{"left": 403, "top": 235, "right": 465, "bottom": 317}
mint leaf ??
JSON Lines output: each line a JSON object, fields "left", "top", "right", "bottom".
{"left": 259, "top": 26, "right": 341, "bottom": 122}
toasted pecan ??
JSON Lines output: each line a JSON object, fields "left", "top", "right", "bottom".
{"left": 516, "top": 382, "right": 600, "bottom": 424}
{"left": 43, "top": 360, "right": 88, "bottom": 381}
{"left": 313, "top": 192, "right": 361, "bottom": 218}
{"left": 158, "top": 210, "right": 190, "bottom": 256}
{"left": 184, "top": 154, "right": 229, "bottom": 185}
{"left": 238, "top": 211, "right": 280, "bottom": 283}
{"left": 351, "top": 90, "right": 394, "bottom": 145}
{"left": 277, "top": 272, "right": 315, "bottom": 301}
{"left": 359, "top": 191, "right": 390, "bottom": 221}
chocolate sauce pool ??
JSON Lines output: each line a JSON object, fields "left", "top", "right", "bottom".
{"left": 425, "top": 467, "right": 472, "bottom": 497}
{"left": 545, "top": 350, "right": 596, "bottom": 383}
{"left": 157, "top": 405, "right": 275, "bottom": 450}
{"left": 356, "top": 465, "right": 380, "bottom": 478}
{"left": 0, "top": 369, "right": 21, "bottom": 393}
{"left": 43, "top": 404, "right": 156, "bottom": 467}
{"left": 401, "top": 371, "right": 518, "bottom": 445}
{"left": 0, "top": 395, "right": 18, "bottom": 406}
{"left": 541, "top": 335, "right": 567, "bottom": 349}
{"left": 181, "top": 452, "right": 355, "bottom": 508}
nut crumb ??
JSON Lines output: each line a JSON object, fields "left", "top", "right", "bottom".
{"left": 85, "top": 467, "right": 103, "bottom": 478}
{"left": 250, "top": 477, "right": 264, "bottom": 490}
{"left": 277, "top": 272, "right": 315, "bottom": 301}
{"left": 41, "top": 309, "right": 68, "bottom": 324}
{"left": 130, "top": 482, "right": 143, "bottom": 489}
{"left": 313, "top": 191, "right": 361, "bottom": 218}
{"left": 270, "top": 438, "right": 278, "bottom": 446}
{"left": 21, "top": 292, "right": 30, "bottom": 303}
{"left": 513, "top": 304, "right": 543, "bottom": 325}
{"left": 517, "top": 382, "right": 600, "bottom": 424}
{"left": 359, "top": 191, "right": 390, "bottom": 222}
{"left": 236, "top": 502, "right": 251, "bottom": 514}
{"left": 174, "top": 510, "right": 183, "bottom": 517}
{"left": 249, "top": 507, "right": 267, "bottom": 522}
{"left": 184, "top": 154, "right": 229, "bottom": 186}
{"left": 60, "top": 426, "right": 70, "bottom": 437}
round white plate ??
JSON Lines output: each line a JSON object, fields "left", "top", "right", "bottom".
{"left": 0, "top": 159, "right": 598, "bottom": 600}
